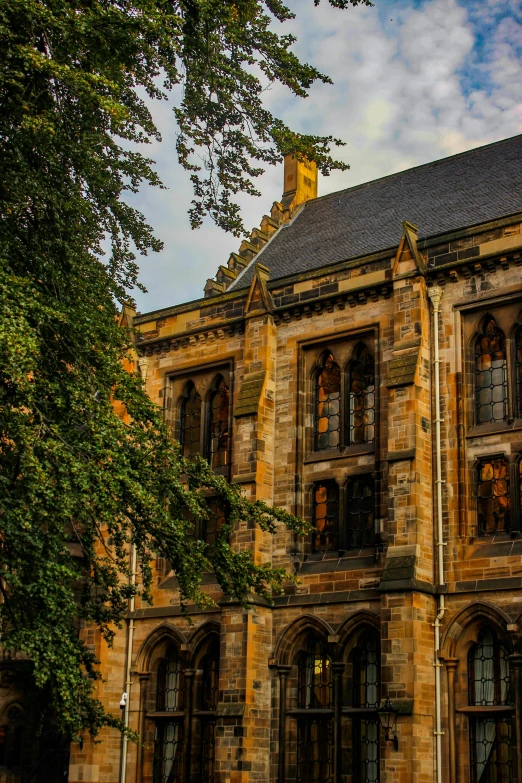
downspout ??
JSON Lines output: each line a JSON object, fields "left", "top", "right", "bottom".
{"left": 120, "top": 354, "right": 151, "bottom": 783}
{"left": 428, "top": 286, "right": 445, "bottom": 783}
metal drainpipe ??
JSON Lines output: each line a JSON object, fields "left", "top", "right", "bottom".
{"left": 428, "top": 286, "right": 446, "bottom": 783}
{"left": 120, "top": 354, "right": 151, "bottom": 783}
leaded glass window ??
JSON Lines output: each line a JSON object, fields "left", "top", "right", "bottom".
{"left": 346, "top": 475, "right": 376, "bottom": 549}
{"left": 348, "top": 345, "right": 375, "bottom": 445}
{"left": 296, "top": 638, "right": 334, "bottom": 783}
{"left": 207, "top": 376, "right": 230, "bottom": 471}
{"left": 154, "top": 646, "right": 185, "bottom": 783}
{"left": 475, "top": 318, "right": 508, "bottom": 425}
{"left": 312, "top": 481, "right": 339, "bottom": 553}
{"left": 468, "top": 629, "right": 513, "bottom": 783}
{"left": 315, "top": 353, "right": 341, "bottom": 451}
{"left": 516, "top": 326, "right": 522, "bottom": 420}
{"left": 180, "top": 382, "right": 202, "bottom": 458}
{"left": 477, "top": 457, "right": 511, "bottom": 536}
{"left": 353, "top": 635, "right": 380, "bottom": 783}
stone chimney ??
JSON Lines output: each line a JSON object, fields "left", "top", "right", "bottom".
{"left": 281, "top": 155, "right": 318, "bottom": 216}
{"left": 203, "top": 155, "right": 318, "bottom": 298}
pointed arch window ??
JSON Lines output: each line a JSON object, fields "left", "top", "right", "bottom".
{"left": 353, "top": 633, "right": 380, "bottom": 783}
{"left": 180, "top": 382, "right": 202, "bottom": 458}
{"left": 515, "top": 325, "right": 522, "bottom": 420}
{"left": 207, "top": 376, "right": 230, "bottom": 472}
{"left": 348, "top": 345, "right": 375, "bottom": 445}
{"left": 315, "top": 353, "right": 341, "bottom": 451}
{"left": 477, "top": 457, "right": 511, "bottom": 536}
{"left": 296, "top": 637, "right": 334, "bottom": 783}
{"left": 468, "top": 628, "right": 514, "bottom": 783}
{"left": 154, "top": 646, "right": 185, "bottom": 783}
{"left": 475, "top": 318, "right": 508, "bottom": 425}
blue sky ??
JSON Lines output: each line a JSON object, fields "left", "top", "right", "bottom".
{"left": 128, "top": 0, "right": 522, "bottom": 316}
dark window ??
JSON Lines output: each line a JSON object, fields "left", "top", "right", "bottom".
{"left": 312, "top": 481, "right": 339, "bottom": 553}
{"left": 196, "top": 639, "right": 220, "bottom": 783}
{"left": 0, "top": 726, "right": 7, "bottom": 766}
{"left": 154, "top": 646, "right": 185, "bottom": 783}
{"left": 207, "top": 376, "right": 230, "bottom": 472}
{"left": 180, "top": 382, "right": 202, "bottom": 458}
{"left": 468, "top": 629, "right": 513, "bottom": 783}
{"left": 297, "top": 638, "right": 333, "bottom": 783}
{"left": 477, "top": 457, "right": 511, "bottom": 536}
{"left": 353, "top": 634, "right": 380, "bottom": 783}
{"left": 346, "top": 475, "right": 376, "bottom": 549}
{"left": 348, "top": 345, "right": 375, "bottom": 445}
{"left": 315, "top": 353, "right": 341, "bottom": 451}
{"left": 298, "top": 638, "right": 333, "bottom": 710}
{"left": 475, "top": 318, "right": 508, "bottom": 424}
{"left": 516, "top": 326, "right": 522, "bottom": 419}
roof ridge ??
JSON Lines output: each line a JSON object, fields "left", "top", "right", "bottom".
{"left": 308, "top": 133, "right": 522, "bottom": 206}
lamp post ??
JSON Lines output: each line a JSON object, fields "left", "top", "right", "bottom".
{"left": 377, "top": 697, "right": 399, "bottom": 751}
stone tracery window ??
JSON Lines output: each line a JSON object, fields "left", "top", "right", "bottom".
{"left": 348, "top": 344, "right": 375, "bottom": 445}
{"left": 468, "top": 628, "right": 514, "bottom": 783}
{"left": 207, "top": 375, "right": 230, "bottom": 472}
{"left": 474, "top": 318, "right": 508, "bottom": 425}
{"left": 477, "top": 457, "right": 511, "bottom": 536}
{"left": 314, "top": 353, "right": 341, "bottom": 451}
{"left": 179, "top": 382, "right": 202, "bottom": 458}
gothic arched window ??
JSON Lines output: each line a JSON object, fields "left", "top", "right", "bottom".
{"left": 353, "top": 634, "right": 380, "bottom": 783}
{"left": 516, "top": 325, "right": 522, "bottom": 420}
{"left": 315, "top": 353, "right": 341, "bottom": 451}
{"left": 154, "top": 646, "right": 185, "bottom": 783}
{"left": 180, "top": 382, "right": 202, "bottom": 458}
{"left": 312, "top": 480, "right": 339, "bottom": 553}
{"left": 195, "top": 637, "right": 220, "bottom": 783}
{"left": 475, "top": 318, "right": 508, "bottom": 425}
{"left": 477, "top": 457, "right": 511, "bottom": 536}
{"left": 346, "top": 475, "right": 376, "bottom": 549}
{"left": 296, "top": 637, "right": 334, "bottom": 783}
{"left": 207, "top": 376, "right": 230, "bottom": 472}
{"left": 347, "top": 345, "right": 375, "bottom": 445}
{"left": 468, "top": 628, "right": 513, "bottom": 783}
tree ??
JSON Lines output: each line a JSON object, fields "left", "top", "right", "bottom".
{"left": 0, "top": 0, "right": 372, "bottom": 741}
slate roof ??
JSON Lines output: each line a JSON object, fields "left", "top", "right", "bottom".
{"left": 230, "top": 134, "right": 522, "bottom": 291}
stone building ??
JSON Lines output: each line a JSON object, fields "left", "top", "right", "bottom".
{"left": 4, "top": 135, "right": 522, "bottom": 783}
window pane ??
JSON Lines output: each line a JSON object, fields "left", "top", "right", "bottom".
{"left": 354, "top": 718, "right": 380, "bottom": 783}
{"left": 180, "top": 383, "right": 202, "bottom": 458}
{"left": 348, "top": 346, "right": 375, "bottom": 445}
{"left": 296, "top": 719, "right": 334, "bottom": 783}
{"left": 470, "top": 718, "right": 513, "bottom": 783}
{"left": 208, "top": 378, "right": 230, "bottom": 471}
{"left": 154, "top": 721, "right": 184, "bottom": 783}
{"left": 477, "top": 458, "right": 511, "bottom": 536}
{"left": 469, "top": 630, "right": 511, "bottom": 707}
{"left": 346, "top": 475, "right": 376, "bottom": 549}
{"left": 315, "top": 354, "right": 341, "bottom": 451}
{"left": 298, "top": 638, "right": 333, "bottom": 709}
{"left": 475, "top": 319, "right": 508, "bottom": 424}
{"left": 516, "top": 327, "right": 522, "bottom": 419}
{"left": 313, "top": 481, "right": 339, "bottom": 553}
{"left": 157, "top": 647, "right": 184, "bottom": 711}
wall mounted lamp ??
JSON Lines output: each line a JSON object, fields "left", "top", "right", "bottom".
{"left": 377, "top": 697, "right": 399, "bottom": 751}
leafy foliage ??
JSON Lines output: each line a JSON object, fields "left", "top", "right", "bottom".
{"left": 0, "top": 0, "right": 370, "bottom": 742}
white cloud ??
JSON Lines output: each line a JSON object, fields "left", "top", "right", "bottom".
{"left": 130, "top": 0, "right": 522, "bottom": 314}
